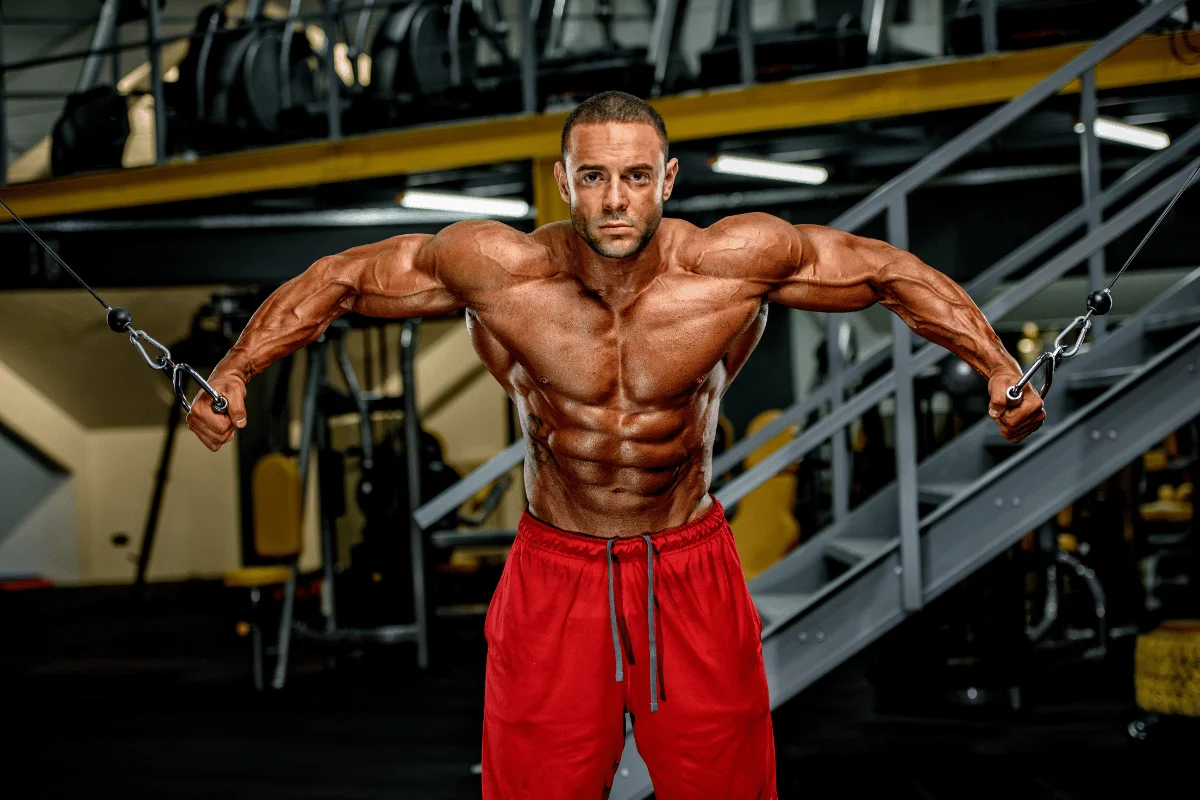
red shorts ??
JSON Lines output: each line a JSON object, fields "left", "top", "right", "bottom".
{"left": 482, "top": 499, "right": 777, "bottom": 799}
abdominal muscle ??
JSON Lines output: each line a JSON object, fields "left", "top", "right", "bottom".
{"left": 519, "top": 392, "right": 718, "bottom": 538}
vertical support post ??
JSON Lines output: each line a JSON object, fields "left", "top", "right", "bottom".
{"left": 864, "top": 0, "right": 887, "bottom": 65}
{"left": 533, "top": 156, "right": 570, "bottom": 227}
{"left": 273, "top": 337, "right": 328, "bottom": 690}
{"left": 132, "top": 399, "right": 184, "bottom": 599}
{"left": 112, "top": 22, "right": 121, "bottom": 88}
{"left": 1, "top": 14, "right": 10, "bottom": 188}
{"left": 735, "top": 0, "right": 754, "bottom": 86}
{"left": 980, "top": 0, "right": 999, "bottom": 54}
{"left": 787, "top": 309, "right": 809, "bottom": 406}
{"left": 825, "top": 314, "right": 850, "bottom": 522}
{"left": 78, "top": 0, "right": 123, "bottom": 93}
{"left": 888, "top": 197, "right": 922, "bottom": 612}
{"left": 250, "top": 587, "right": 264, "bottom": 692}
{"left": 402, "top": 320, "right": 429, "bottom": 669}
{"left": 146, "top": 0, "right": 167, "bottom": 163}
{"left": 324, "top": 0, "right": 343, "bottom": 140}
{"left": 1079, "top": 68, "right": 1107, "bottom": 339}
{"left": 519, "top": 0, "right": 538, "bottom": 113}
{"left": 647, "top": 0, "right": 681, "bottom": 95}
{"left": 316, "top": 411, "right": 338, "bottom": 633}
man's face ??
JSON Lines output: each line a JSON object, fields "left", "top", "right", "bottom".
{"left": 557, "top": 122, "right": 679, "bottom": 260}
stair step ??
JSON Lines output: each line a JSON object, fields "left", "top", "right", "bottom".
{"left": 753, "top": 592, "right": 814, "bottom": 633}
{"left": 825, "top": 535, "right": 890, "bottom": 566}
{"left": 919, "top": 482, "right": 970, "bottom": 505}
{"left": 1063, "top": 365, "right": 1139, "bottom": 391}
{"left": 1146, "top": 306, "right": 1200, "bottom": 334}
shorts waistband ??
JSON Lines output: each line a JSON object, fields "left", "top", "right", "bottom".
{"left": 516, "top": 497, "right": 727, "bottom": 559}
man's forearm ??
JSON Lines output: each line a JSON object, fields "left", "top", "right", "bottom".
{"left": 877, "top": 254, "right": 1019, "bottom": 380}
{"left": 213, "top": 258, "right": 354, "bottom": 384}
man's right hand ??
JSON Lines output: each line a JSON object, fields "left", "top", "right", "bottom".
{"left": 187, "top": 373, "right": 248, "bottom": 452}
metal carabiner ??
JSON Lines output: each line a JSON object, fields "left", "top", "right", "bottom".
{"left": 1054, "top": 313, "right": 1093, "bottom": 360}
{"left": 127, "top": 328, "right": 172, "bottom": 371}
{"left": 126, "top": 327, "right": 227, "bottom": 414}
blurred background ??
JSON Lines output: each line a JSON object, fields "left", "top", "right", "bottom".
{"left": 2, "top": 0, "right": 1200, "bottom": 797}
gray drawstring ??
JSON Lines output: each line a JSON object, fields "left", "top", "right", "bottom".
{"left": 606, "top": 539, "right": 623, "bottom": 683}
{"left": 606, "top": 536, "right": 661, "bottom": 712}
{"left": 643, "top": 534, "right": 658, "bottom": 713}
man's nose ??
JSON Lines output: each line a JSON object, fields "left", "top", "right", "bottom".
{"left": 603, "top": 179, "right": 628, "bottom": 213}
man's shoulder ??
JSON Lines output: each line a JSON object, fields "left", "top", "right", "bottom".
{"left": 669, "top": 213, "right": 801, "bottom": 280}
{"left": 434, "top": 219, "right": 560, "bottom": 290}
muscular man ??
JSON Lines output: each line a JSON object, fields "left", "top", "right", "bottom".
{"left": 189, "top": 91, "right": 1044, "bottom": 798}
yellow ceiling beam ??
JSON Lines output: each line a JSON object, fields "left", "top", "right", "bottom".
{"left": 2, "top": 33, "right": 1196, "bottom": 220}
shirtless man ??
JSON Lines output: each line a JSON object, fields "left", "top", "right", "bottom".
{"left": 188, "top": 91, "right": 1045, "bottom": 798}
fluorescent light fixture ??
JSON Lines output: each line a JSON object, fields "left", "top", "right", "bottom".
{"left": 711, "top": 155, "right": 829, "bottom": 185}
{"left": 398, "top": 191, "right": 530, "bottom": 218}
{"left": 1073, "top": 117, "right": 1170, "bottom": 150}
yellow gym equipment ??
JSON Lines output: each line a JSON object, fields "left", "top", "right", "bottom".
{"left": 224, "top": 452, "right": 304, "bottom": 691}
{"left": 729, "top": 410, "right": 802, "bottom": 582}
{"left": 1135, "top": 620, "right": 1200, "bottom": 718}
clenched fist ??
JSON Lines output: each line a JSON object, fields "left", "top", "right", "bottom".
{"left": 187, "top": 373, "right": 248, "bottom": 452}
{"left": 987, "top": 371, "right": 1046, "bottom": 444}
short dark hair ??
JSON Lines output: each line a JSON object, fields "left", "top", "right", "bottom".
{"left": 561, "top": 91, "right": 669, "bottom": 161}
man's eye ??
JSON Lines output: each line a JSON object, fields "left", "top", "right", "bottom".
{"left": 583, "top": 173, "right": 600, "bottom": 182}
{"left": 631, "top": 172, "right": 647, "bottom": 181}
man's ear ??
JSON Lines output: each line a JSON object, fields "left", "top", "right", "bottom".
{"left": 553, "top": 160, "right": 570, "bottom": 204}
{"left": 662, "top": 157, "right": 680, "bottom": 202}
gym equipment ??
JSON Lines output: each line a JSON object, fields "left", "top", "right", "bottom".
{"left": 49, "top": 0, "right": 154, "bottom": 176}
{"left": 51, "top": 86, "right": 131, "bottom": 177}
{"left": 1134, "top": 620, "right": 1200, "bottom": 719}
{"left": 531, "top": 0, "right": 691, "bottom": 106}
{"left": 362, "top": 0, "right": 518, "bottom": 124}
{"left": 698, "top": 0, "right": 874, "bottom": 89}
{"left": 166, "top": 0, "right": 324, "bottom": 154}
{"left": 728, "top": 410, "right": 801, "bottom": 582}
{"left": 1023, "top": 523, "right": 1108, "bottom": 662}
{"left": 261, "top": 315, "right": 511, "bottom": 686}
{"left": 948, "top": 0, "right": 1146, "bottom": 56}
{"left": 224, "top": 452, "right": 305, "bottom": 691}
{"left": 207, "top": 0, "right": 322, "bottom": 142}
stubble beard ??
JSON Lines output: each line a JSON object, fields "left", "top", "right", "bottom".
{"left": 572, "top": 204, "right": 663, "bottom": 260}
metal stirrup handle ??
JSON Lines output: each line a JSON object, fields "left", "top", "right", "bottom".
{"left": 1007, "top": 351, "right": 1057, "bottom": 403}
{"left": 1006, "top": 314, "right": 1092, "bottom": 402}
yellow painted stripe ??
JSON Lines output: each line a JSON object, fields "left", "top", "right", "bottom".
{"left": 3, "top": 34, "right": 1196, "bottom": 220}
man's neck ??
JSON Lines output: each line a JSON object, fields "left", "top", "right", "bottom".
{"left": 570, "top": 232, "right": 665, "bottom": 302}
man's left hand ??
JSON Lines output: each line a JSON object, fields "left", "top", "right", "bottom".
{"left": 987, "top": 372, "right": 1046, "bottom": 443}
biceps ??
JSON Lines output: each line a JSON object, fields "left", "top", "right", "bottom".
{"left": 767, "top": 226, "right": 890, "bottom": 312}
{"left": 349, "top": 236, "right": 465, "bottom": 318}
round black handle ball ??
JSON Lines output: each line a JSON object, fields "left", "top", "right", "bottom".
{"left": 1086, "top": 290, "right": 1112, "bottom": 316}
{"left": 107, "top": 306, "right": 133, "bottom": 332}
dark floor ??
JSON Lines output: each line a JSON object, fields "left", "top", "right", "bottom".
{"left": 3, "top": 580, "right": 1193, "bottom": 798}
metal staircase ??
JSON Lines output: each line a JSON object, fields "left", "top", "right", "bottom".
{"left": 403, "top": 3, "right": 1200, "bottom": 796}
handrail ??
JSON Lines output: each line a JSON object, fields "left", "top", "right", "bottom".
{"left": 716, "top": 158, "right": 1200, "bottom": 507}
{"left": 830, "top": 0, "right": 1186, "bottom": 232}
{"left": 712, "top": 118, "right": 1200, "bottom": 476}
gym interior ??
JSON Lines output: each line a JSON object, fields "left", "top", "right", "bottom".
{"left": 2, "top": 0, "right": 1200, "bottom": 797}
